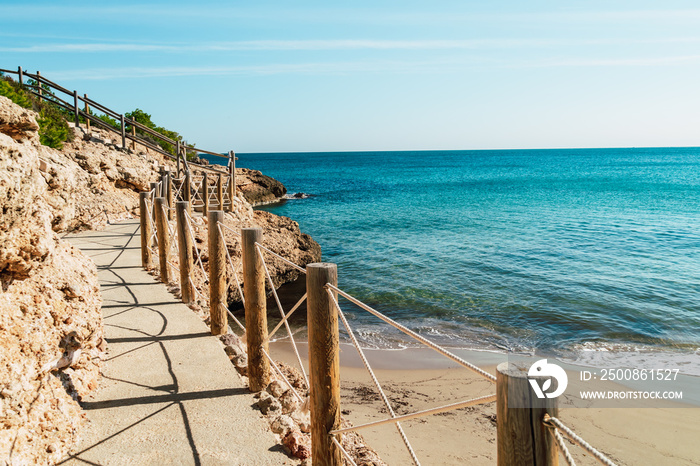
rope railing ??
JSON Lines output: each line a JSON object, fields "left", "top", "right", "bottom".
{"left": 326, "top": 287, "right": 420, "bottom": 465}
{"left": 543, "top": 415, "right": 618, "bottom": 466}
{"left": 216, "top": 221, "right": 244, "bottom": 305}
{"left": 256, "top": 243, "right": 310, "bottom": 389}
{"left": 549, "top": 424, "right": 577, "bottom": 466}
{"left": 133, "top": 173, "right": 621, "bottom": 466}
{"left": 326, "top": 283, "right": 497, "bottom": 384}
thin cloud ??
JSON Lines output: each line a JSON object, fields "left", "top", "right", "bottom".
{"left": 46, "top": 53, "right": 700, "bottom": 82}
{"left": 4, "top": 37, "right": 700, "bottom": 54}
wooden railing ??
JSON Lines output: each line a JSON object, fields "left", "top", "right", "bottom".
{"left": 0, "top": 66, "right": 236, "bottom": 184}
{"left": 138, "top": 176, "right": 619, "bottom": 466}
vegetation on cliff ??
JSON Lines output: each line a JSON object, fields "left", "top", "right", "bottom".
{"left": 0, "top": 77, "right": 73, "bottom": 149}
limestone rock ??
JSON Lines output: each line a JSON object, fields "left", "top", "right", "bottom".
{"left": 279, "top": 389, "right": 300, "bottom": 414}
{"left": 270, "top": 414, "right": 297, "bottom": 437}
{"left": 254, "top": 391, "right": 282, "bottom": 415}
{"left": 0, "top": 96, "right": 39, "bottom": 143}
{"left": 282, "top": 431, "right": 311, "bottom": 460}
{"left": 266, "top": 379, "right": 287, "bottom": 398}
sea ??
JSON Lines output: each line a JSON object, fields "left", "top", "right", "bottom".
{"left": 207, "top": 148, "right": 700, "bottom": 371}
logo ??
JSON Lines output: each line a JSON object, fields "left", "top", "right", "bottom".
{"left": 528, "top": 359, "right": 568, "bottom": 399}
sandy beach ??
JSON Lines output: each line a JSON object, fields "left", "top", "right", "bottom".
{"left": 270, "top": 341, "right": 700, "bottom": 465}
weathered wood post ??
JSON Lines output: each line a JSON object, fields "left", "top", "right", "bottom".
{"left": 37, "top": 71, "right": 42, "bottom": 100}
{"left": 202, "top": 172, "right": 209, "bottom": 215}
{"left": 131, "top": 119, "right": 136, "bottom": 150}
{"left": 176, "top": 201, "right": 194, "bottom": 304}
{"left": 18, "top": 66, "right": 23, "bottom": 86}
{"left": 167, "top": 171, "right": 175, "bottom": 220}
{"left": 184, "top": 170, "right": 192, "bottom": 215}
{"left": 149, "top": 181, "right": 159, "bottom": 228}
{"left": 208, "top": 210, "right": 227, "bottom": 335}
{"left": 155, "top": 197, "right": 171, "bottom": 283}
{"left": 227, "top": 150, "right": 236, "bottom": 211}
{"left": 139, "top": 192, "right": 153, "bottom": 269}
{"left": 307, "top": 263, "right": 342, "bottom": 466}
{"left": 496, "top": 362, "right": 559, "bottom": 466}
{"left": 118, "top": 114, "right": 124, "bottom": 149}
{"left": 73, "top": 90, "right": 80, "bottom": 128}
{"left": 216, "top": 173, "right": 223, "bottom": 210}
{"left": 84, "top": 94, "right": 90, "bottom": 132}
{"left": 241, "top": 228, "right": 270, "bottom": 391}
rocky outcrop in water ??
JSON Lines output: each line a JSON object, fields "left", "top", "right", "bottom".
{"left": 237, "top": 168, "right": 287, "bottom": 205}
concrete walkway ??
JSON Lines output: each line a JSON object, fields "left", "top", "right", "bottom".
{"left": 61, "top": 220, "right": 291, "bottom": 465}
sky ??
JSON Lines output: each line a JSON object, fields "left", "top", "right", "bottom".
{"left": 2, "top": 0, "right": 700, "bottom": 153}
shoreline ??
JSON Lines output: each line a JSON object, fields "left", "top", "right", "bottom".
{"left": 268, "top": 340, "right": 700, "bottom": 465}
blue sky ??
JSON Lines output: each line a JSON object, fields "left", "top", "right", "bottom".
{"left": 2, "top": 1, "right": 700, "bottom": 152}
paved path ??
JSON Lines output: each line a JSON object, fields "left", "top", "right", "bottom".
{"left": 61, "top": 220, "right": 290, "bottom": 465}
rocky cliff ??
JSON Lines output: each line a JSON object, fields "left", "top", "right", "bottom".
{"left": 0, "top": 96, "right": 320, "bottom": 465}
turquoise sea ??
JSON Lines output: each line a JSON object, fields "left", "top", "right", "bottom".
{"left": 216, "top": 148, "right": 700, "bottom": 365}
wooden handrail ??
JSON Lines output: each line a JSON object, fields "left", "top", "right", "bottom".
{"left": 3, "top": 66, "right": 234, "bottom": 173}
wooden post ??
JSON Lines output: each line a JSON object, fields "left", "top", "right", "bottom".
{"left": 139, "top": 192, "right": 153, "bottom": 269}
{"left": 208, "top": 210, "right": 227, "bottom": 335}
{"left": 216, "top": 173, "right": 223, "bottom": 210}
{"left": 227, "top": 150, "right": 236, "bottom": 211}
{"left": 37, "top": 71, "right": 42, "bottom": 100}
{"left": 84, "top": 94, "right": 90, "bottom": 132}
{"left": 202, "top": 172, "right": 209, "bottom": 215}
{"left": 73, "top": 90, "right": 80, "bottom": 128}
{"left": 496, "top": 362, "right": 558, "bottom": 466}
{"left": 149, "top": 181, "right": 158, "bottom": 228}
{"left": 184, "top": 170, "right": 192, "bottom": 215}
{"left": 307, "top": 263, "right": 341, "bottom": 466}
{"left": 176, "top": 141, "right": 181, "bottom": 176}
{"left": 176, "top": 201, "right": 194, "bottom": 304}
{"left": 131, "top": 120, "right": 136, "bottom": 150}
{"left": 120, "top": 114, "right": 126, "bottom": 149}
{"left": 18, "top": 66, "right": 23, "bottom": 86}
{"left": 167, "top": 171, "right": 175, "bottom": 221}
{"left": 155, "top": 197, "right": 171, "bottom": 283}
{"left": 161, "top": 170, "right": 171, "bottom": 220}
{"left": 242, "top": 228, "right": 270, "bottom": 392}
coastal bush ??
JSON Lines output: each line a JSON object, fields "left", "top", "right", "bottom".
{"left": 0, "top": 76, "right": 73, "bottom": 149}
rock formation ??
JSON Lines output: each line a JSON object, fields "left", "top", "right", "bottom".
{"left": 0, "top": 95, "right": 320, "bottom": 464}
{"left": 0, "top": 96, "right": 105, "bottom": 464}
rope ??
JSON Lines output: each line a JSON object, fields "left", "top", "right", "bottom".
{"left": 221, "top": 303, "right": 246, "bottom": 334}
{"left": 543, "top": 415, "right": 618, "bottom": 466}
{"left": 331, "top": 436, "right": 357, "bottom": 466}
{"left": 329, "top": 394, "right": 497, "bottom": 435}
{"left": 257, "top": 244, "right": 309, "bottom": 389}
{"left": 548, "top": 424, "right": 577, "bottom": 466}
{"left": 144, "top": 201, "right": 158, "bottom": 248}
{"left": 216, "top": 222, "right": 245, "bottom": 306}
{"left": 188, "top": 276, "right": 205, "bottom": 302}
{"left": 218, "top": 221, "right": 242, "bottom": 237}
{"left": 184, "top": 210, "right": 207, "bottom": 278}
{"left": 268, "top": 293, "right": 307, "bottom": 340}
{"left": 261, "top": 348, "right": 305, "bottom": 405}
{"left": 327, "top": 284, "right": 497, "bottom": 383}
{"left": 255, "top": 242, "right": 306, "bottom": 273}
{"left": 328, "top": 289, "right": 421, "bottom": 466}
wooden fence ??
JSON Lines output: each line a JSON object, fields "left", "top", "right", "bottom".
{"left": 0, "top": 64, "right": 617, "bottom": 466}
{"left": 0, "top": 66, "right": 237, "bottom": 203}
{"left": 138, "top": 175, "right": 618, "bottom": 466}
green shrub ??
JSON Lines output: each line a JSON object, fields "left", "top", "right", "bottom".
{"left": 0, "top": 78, "right": 32, "bottom": 108}
{"left": 0, "top": 76, "right": 73, "bottom": 149}
{"left": 37, "top": 104, "right": 72, "bottom": 149}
